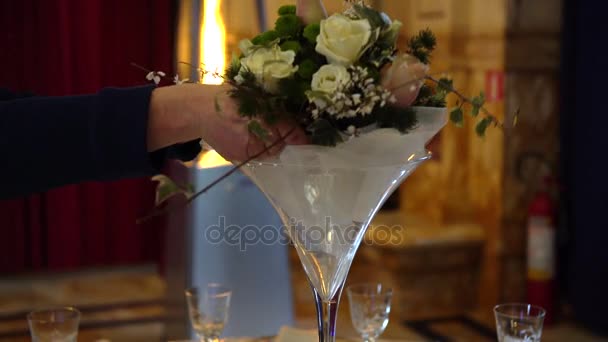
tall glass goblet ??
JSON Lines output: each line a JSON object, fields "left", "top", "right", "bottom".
{"left": 198, "top": 107, "right": 447, "bottom": 342}
{"left": 185, "top": 284, "right": 232, "bottom": 342}
{"left": 235, "top": 106, "right": 447, "bottom": 342}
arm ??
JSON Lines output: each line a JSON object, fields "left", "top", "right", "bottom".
{"left": 0, "top": 86, "right": 198, "bottom": 199}
{"left": 0, "top": 83, "right": 308, "bottom": 200}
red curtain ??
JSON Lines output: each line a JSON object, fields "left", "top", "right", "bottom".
{"left": 0, "top": 0, "right": 174, "bottom": 273}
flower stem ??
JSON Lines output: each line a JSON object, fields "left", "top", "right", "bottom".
{"left": 137, "top": 126, "right": 297, "bottom": 224}
{"left": 425, "top": 75, "right": 507, "bottom": 129}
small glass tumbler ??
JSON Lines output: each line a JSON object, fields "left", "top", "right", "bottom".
{"left": 27, "top": 307, "right": 81, "bottom": 342}
{"left": 185, "top": 284, "right": 232, "bottom": 342}
{"left": 494, "top": 303, "right": 546, "bottom": 342}
{"left": 347, "top": 283, "right": 393, "bottom": 342}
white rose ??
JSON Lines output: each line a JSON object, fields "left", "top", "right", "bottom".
{"left": 238, "top": 41, "right": 298, "bottom": 93}
{"left": 311, "top": 64, "right": 351, "bottom": 94}
{"left": 238, "top": 39, "right": 255, "bottom": 56}
{"left": 315, "top": 14, "right": 372, "bottom": 66}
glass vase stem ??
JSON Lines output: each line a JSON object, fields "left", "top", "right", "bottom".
{"left": 313, "top": 286, "right": 343, "bottom": 342}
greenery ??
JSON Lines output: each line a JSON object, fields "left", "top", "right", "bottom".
{"left": 309, "top": 119, "right": 343, "bottom": 146}
{"left": 406, "top": 28, "right": 437, "bottom": 64}
{"left": 303, "top": 23, "right": 320, "bottom": 44}
{"left": 376, "top": 106, "right": 418, "bottom": 133}
{"left": 413, "top": 77, "right": 452, "bottom": 108}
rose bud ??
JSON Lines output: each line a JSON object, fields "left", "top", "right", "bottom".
{"left": 381, "top": 54, "right": 429, "bottom": 107}
{"left": 296, "top": 0, "right": 327, "bottom": 24}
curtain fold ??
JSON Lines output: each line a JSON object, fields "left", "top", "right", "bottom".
{"left": 0, "top": 0, "right": 174, "bottom": 273}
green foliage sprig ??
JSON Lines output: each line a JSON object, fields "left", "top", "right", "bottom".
{"left": 426, "top": 75, "right": 503, "bottom": 137}
{"left": 406, "top": 28, "right": 437, "bottom": 64}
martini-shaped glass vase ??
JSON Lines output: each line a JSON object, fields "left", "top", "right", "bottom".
{"left": 240, "top": 107, "right": 446, "bottom": 342}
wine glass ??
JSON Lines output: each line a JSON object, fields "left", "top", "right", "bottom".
{"left": 185, "top": 284, "right": 232, "bottom": 342}
{"left": 494, "top": 303, "right": 546, "bottom": 342}
{"left": 347, "top": 283, "right": 393, "bottom": 341}
{"left": 27, "top": 307, "right": 81, "bottom": 342}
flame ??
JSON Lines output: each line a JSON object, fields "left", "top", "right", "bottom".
{"left": 197, "top": 0, "right": 230, "bottom": 168}
{"left": 200, "top": 0, "right": 226, "bottom": 85}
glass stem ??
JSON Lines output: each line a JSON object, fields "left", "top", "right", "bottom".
{"left": 313, "top": 285, "right": 344, "bottom": 342}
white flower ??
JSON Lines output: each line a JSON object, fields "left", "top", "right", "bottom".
{"left": 238, "top": 40, "right": 298, "bottom": 93}
{"left": 310, "top": 64, "right": 351, "bottom": 94}
{"left": 316, "top": 14, "right": 372, "bottom": 66}
{"left": 146, "top": 71, "right": 163, "bottom": 85}
{"left": 239, "top": 39, "right": 255, "bottom": 56}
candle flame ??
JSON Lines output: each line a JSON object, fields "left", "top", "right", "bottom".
{"left": 200, "top": 0, "right": 226, "bottom": 85}
{"left": 197, "top": 0, "right": 230, "bottom": 168}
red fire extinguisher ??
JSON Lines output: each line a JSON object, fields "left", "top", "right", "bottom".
{"left": 526, "top": 176, "right": 556, "bottom": 325}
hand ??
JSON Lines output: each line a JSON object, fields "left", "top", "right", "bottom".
{"left": 147, "top": 83, "right": 309, "bottom": 161}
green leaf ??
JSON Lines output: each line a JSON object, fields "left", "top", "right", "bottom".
{"left": 309, "top": 119, "right": 343, "bottom": 146}
{"left": 365, "top": 66, "right": 381, "bottom": 82}
{"left": 238, "top": 69, "right": 257, "bottom": 84}
{"left": 303, "top": 23, "right": 320, "bottom": 44}
{"left": 252, "top": 30, "right": 280, "bottom": 45}
{"left": 151, "top": 175, "right": 193, "bottom": 206}
{"left": 248, "top": 120, "right": 270, "bottom": 141}
{"left": 297, "top": 59, "right": 318, "bottom": 79}
{"left": 475, "top": 117, "right": 493, "bottom": 137}
{"left": 450, "top": 106, "right": 464, "bottom": 127}
{"left": 237, "top": 94, "right": 258, "bottom": 117}
{"left": 375, "top": 105, "right": 418, "bottom": 133}
{"left": 471, "top": 106, "right": 480, "bottom": 117}
{"left": 275, "top": 14, "right": 302, "bottom": 38}
{"left": 280, "top": 40, "right": 302, "bottom": 53}
{"left": 263, "top": 109, "right": 280, "bottom": 125}
{"left": 277, "top": 77, "right": 310, "bottom": 112}
{"left": 437, "top": 77, "right": 453, "bottom": 93}
{"left": 225, "top": 56, "right": 241, "bottom": 80}
{"left": 278, "top": 5, "right": 296, "bottom": 15}
{"left": 471, "top": 92, "right": 485, "bottom": 117}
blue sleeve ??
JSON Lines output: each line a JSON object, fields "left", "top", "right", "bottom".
{"left": 0, "top": 86, "right": 200, "bottom": 199}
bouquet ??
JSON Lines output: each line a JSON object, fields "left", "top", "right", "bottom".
{"left": 221, "top": 0, "right": 498, "bottom": 145}
{"left": 143, "top": 0, "right": 504, "bottom": 212}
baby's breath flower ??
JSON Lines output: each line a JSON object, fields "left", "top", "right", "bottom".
{"left": 307, "top": 65, "right": 395, "bottom": 124}
{"left": 146, "top": 71, "right": 165, "bottom": 85}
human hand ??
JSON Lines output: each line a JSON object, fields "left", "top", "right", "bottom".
{"left": 147, "top": 83, "right": 309, "bottom": 161}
